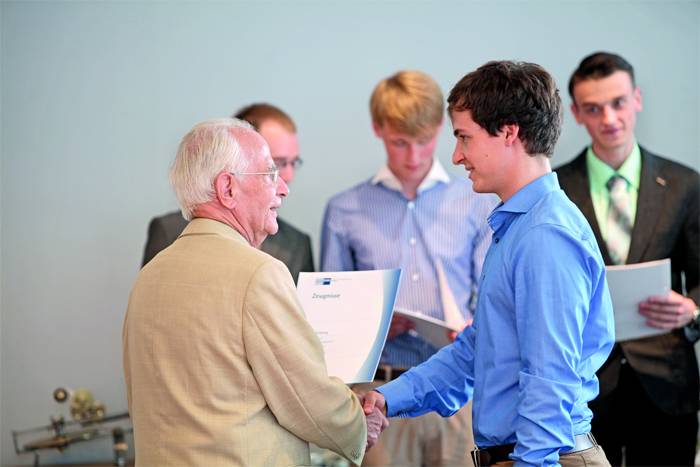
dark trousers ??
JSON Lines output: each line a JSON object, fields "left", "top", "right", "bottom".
{"left": 590, "top": 360, "right": 698, "bottom": 466}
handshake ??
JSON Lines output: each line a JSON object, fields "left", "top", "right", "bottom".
{"left": 357, "top": 389, "right": 389, "bottom": 450}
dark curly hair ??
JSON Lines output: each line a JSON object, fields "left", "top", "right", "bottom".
{"left": 448, "top": 61, "right": 563, "bottom": 157}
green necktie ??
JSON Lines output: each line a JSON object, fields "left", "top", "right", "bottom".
{"left": 606, "top": 175, "right": 633, "bottom": 264}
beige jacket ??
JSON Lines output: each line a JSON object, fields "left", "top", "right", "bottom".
{"left": 123, "top": 218, "right": 366, "bottom": 466}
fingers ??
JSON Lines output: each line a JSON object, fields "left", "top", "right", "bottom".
{"left": 639, "top": 306, "right": 691, "bottom": 329}
{"left": 639, "top": 309, "right": 692, "bottom": 329}
{"left": 381, "top": 412, "right": 390, "bottom": 430}
{"left": 642, "top": 301, "right": 680, "bottom": 311}
{"left": 642, "top": 290, "right": 686, "bottom": 307}
{"left": 362, "top": 390, "right": 385, "bottom": 416}
{"left": 393, "top": 315, "right": 415, "bottom": 327}
{"left": 362, "top": 398, "right": 375, "bottom": 416}
{"left": 646, "top": 289, "right": 682, "bottom": 302}
{"left": 639, "top": 293, "right": 695, "bottom": 329}
{"left": 365, "top": 406, "right": 389, "bottom": 450}
{"left": 388, "top": 316, "right": 416, "bottom": 339}
{"left": 447, "top": 318, "right": 474, "bottom": 342}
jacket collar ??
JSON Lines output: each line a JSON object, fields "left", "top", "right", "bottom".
{"left": 180, "top": 217, "right": 249, "bottom": 245}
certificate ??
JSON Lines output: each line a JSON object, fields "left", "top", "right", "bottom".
{"left": 394, "top": 308, "right": 461, "bottom": 348}
{"left": 606, "top": 258, "right": 671, "bottom": 342}
{"left": 297, "top": 269, "right": 401, "bottom": 384}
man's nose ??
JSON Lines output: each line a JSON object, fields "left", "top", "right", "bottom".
{"left": 277, "top": 176, "right": 289, "bottom": 198}
{"left": 602, "top": 105, "right": 616, "bottom": 125}
{"left": 451, "top": 144, "right": 463, "bottom": 166}
{"left": 280, "top": 165, "right": 295, "bottom": 185}
{"left": 407, "top": 144, "right": 421, "bottom": 162}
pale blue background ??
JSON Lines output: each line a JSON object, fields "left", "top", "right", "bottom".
{"left": 2, "top": 1, "right": 698, "bottom": 464}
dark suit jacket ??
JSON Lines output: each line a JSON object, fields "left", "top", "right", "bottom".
{"left": 142, "top": 210, "right": 314, "bottom": 282}
{"left": 556, "top": 146, "right": 699, "bottom": 416}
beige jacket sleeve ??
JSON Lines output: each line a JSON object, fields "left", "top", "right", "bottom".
{"left": 243, "top": 258, "right": 367, "bottom": 465}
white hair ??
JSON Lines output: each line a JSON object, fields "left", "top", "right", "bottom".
{"left": 169, "top": 118, "right": 254, "bottom": 220}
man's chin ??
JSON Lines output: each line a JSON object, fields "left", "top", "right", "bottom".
{"left": 266, "top": 222, "right": 279, "bottom": 236}
{"left": 597, "top": 133, "right": 627, "bottom": 149}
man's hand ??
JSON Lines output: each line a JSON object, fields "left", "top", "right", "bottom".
{"left": 388, "top": 315, "right": 415, "bottom": 339}
{"left": 364, "top": 406, "right": 389, "bottom": 450}
{"left": 361, "top": 390, "right": 386, "bottom": 416}
{"left": 447, "top": 318, "right": 472, "bottom": 342}
{"left": 361, "top": 391, "right": 388, "bottom": 450}
{"left": 638, "top": 291, "right": 698, "bottom": 329}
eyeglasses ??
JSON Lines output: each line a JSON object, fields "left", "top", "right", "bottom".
{"left": 273, "top": 157, "right": 304, "bottom": 170}
{"left": 230, "top": 166, "right": 279, "bottom": 184}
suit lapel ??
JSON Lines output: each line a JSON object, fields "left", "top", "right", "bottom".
{"left": 565, "top": 151, "right": 612, "bottom": 264}
{"left": 627, "top": 148, "right": 664, "bottom": 264}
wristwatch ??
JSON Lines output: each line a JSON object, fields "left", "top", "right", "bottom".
{"left": 684, "top": 305, "right": 700, "bottom": 339}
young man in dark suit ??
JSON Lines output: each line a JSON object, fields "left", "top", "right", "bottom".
{"left": 556, "top": 51, "right": 700, "bottom": 466}
{"left": 142, "top": 103, "right": 314, "bottom": 282}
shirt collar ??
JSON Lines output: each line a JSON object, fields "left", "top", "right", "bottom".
{"left": 371, "top": 159, "right": 450, "bottom": 194}
{"left": 488, "top": 172, "right": 560, "bottom": 232}
{"left": 586, "top": 142, "right": 641, "bottom": 192}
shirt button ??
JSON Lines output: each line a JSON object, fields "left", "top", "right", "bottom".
{"left": 494, "top": 237, "right": 499, "bottom": 243}
{"left": 411, "top": 273, "right": 419, "bottom": 281}
{"left": 621, "top": 357, "right": 628, "bottom": 365}
{"left": 407, "top": 201, "right": 415, "bottom": 210}
{"left": 409, "top": 237, "right": 417, "bottom": 245}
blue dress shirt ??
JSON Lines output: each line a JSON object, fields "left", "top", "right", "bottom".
{"left": 378, "top": 173, "right": 615, "bottom": 466}
{"left": 321, "top": 162, "right": 495, "bottom": 368}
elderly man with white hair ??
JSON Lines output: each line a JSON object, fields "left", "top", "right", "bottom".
{"left": 123, "top": 118, "right": 387, "bottom": 467}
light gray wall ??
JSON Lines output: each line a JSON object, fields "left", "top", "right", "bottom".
{"left": 2, "top": 1, "right": 698, "bottom": 464}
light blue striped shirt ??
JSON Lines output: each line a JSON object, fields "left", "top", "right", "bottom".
{"left": 320, "top": 160, "right": 495, "bottom": 368}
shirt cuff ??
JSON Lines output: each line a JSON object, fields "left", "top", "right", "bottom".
{"left": 376, "top": 379, "right": 413, "bottom": 418}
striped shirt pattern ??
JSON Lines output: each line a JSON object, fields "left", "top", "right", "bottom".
{"left": 320, "top": 163, "right": 495, "bottom": 368}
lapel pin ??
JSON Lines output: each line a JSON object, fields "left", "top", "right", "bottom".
{"left": 656, "top": 176, "right": 667, "bottom": 187}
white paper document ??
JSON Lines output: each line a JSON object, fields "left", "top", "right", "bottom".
{"left": 394, "top": 308, "right": 461, "bottom": 348}
{"left": 606, "top": 258, "right": 671, "bottom": 342}
{"left": 297, "top": 269, "right": 401, "bottom": 384}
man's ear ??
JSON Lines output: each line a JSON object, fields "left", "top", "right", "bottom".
{"left": 214, "top": 172, "right": 237, "bottom": 209}
{"left": 372, "top": 121, "right": 384, "bottom": 138}
{"left": 570, "top": 102, "right": 583, "bottom": 124}
{"left": 501, "top": 123, "right": 520, "bottom": 146}
{"left": 633, "top": 86, "right": 643, "bottom": 113}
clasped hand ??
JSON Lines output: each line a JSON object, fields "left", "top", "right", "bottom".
{"left": 356, "top": 390, "right": 389, "bottom": 450}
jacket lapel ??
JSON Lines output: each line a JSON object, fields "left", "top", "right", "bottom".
{"left": 626, "top": 148, "right": 664, "bottom": 264}
{"left": 565, "top": 151, "right": 612, "bottom": 264}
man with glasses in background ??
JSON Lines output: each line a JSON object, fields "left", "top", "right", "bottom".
{"left": 142, "top": 103, "right": 314, "bottom": 281}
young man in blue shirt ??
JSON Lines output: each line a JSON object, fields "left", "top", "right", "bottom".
{"left": 363, "top": 61, "right": 615, "bottom": 466}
